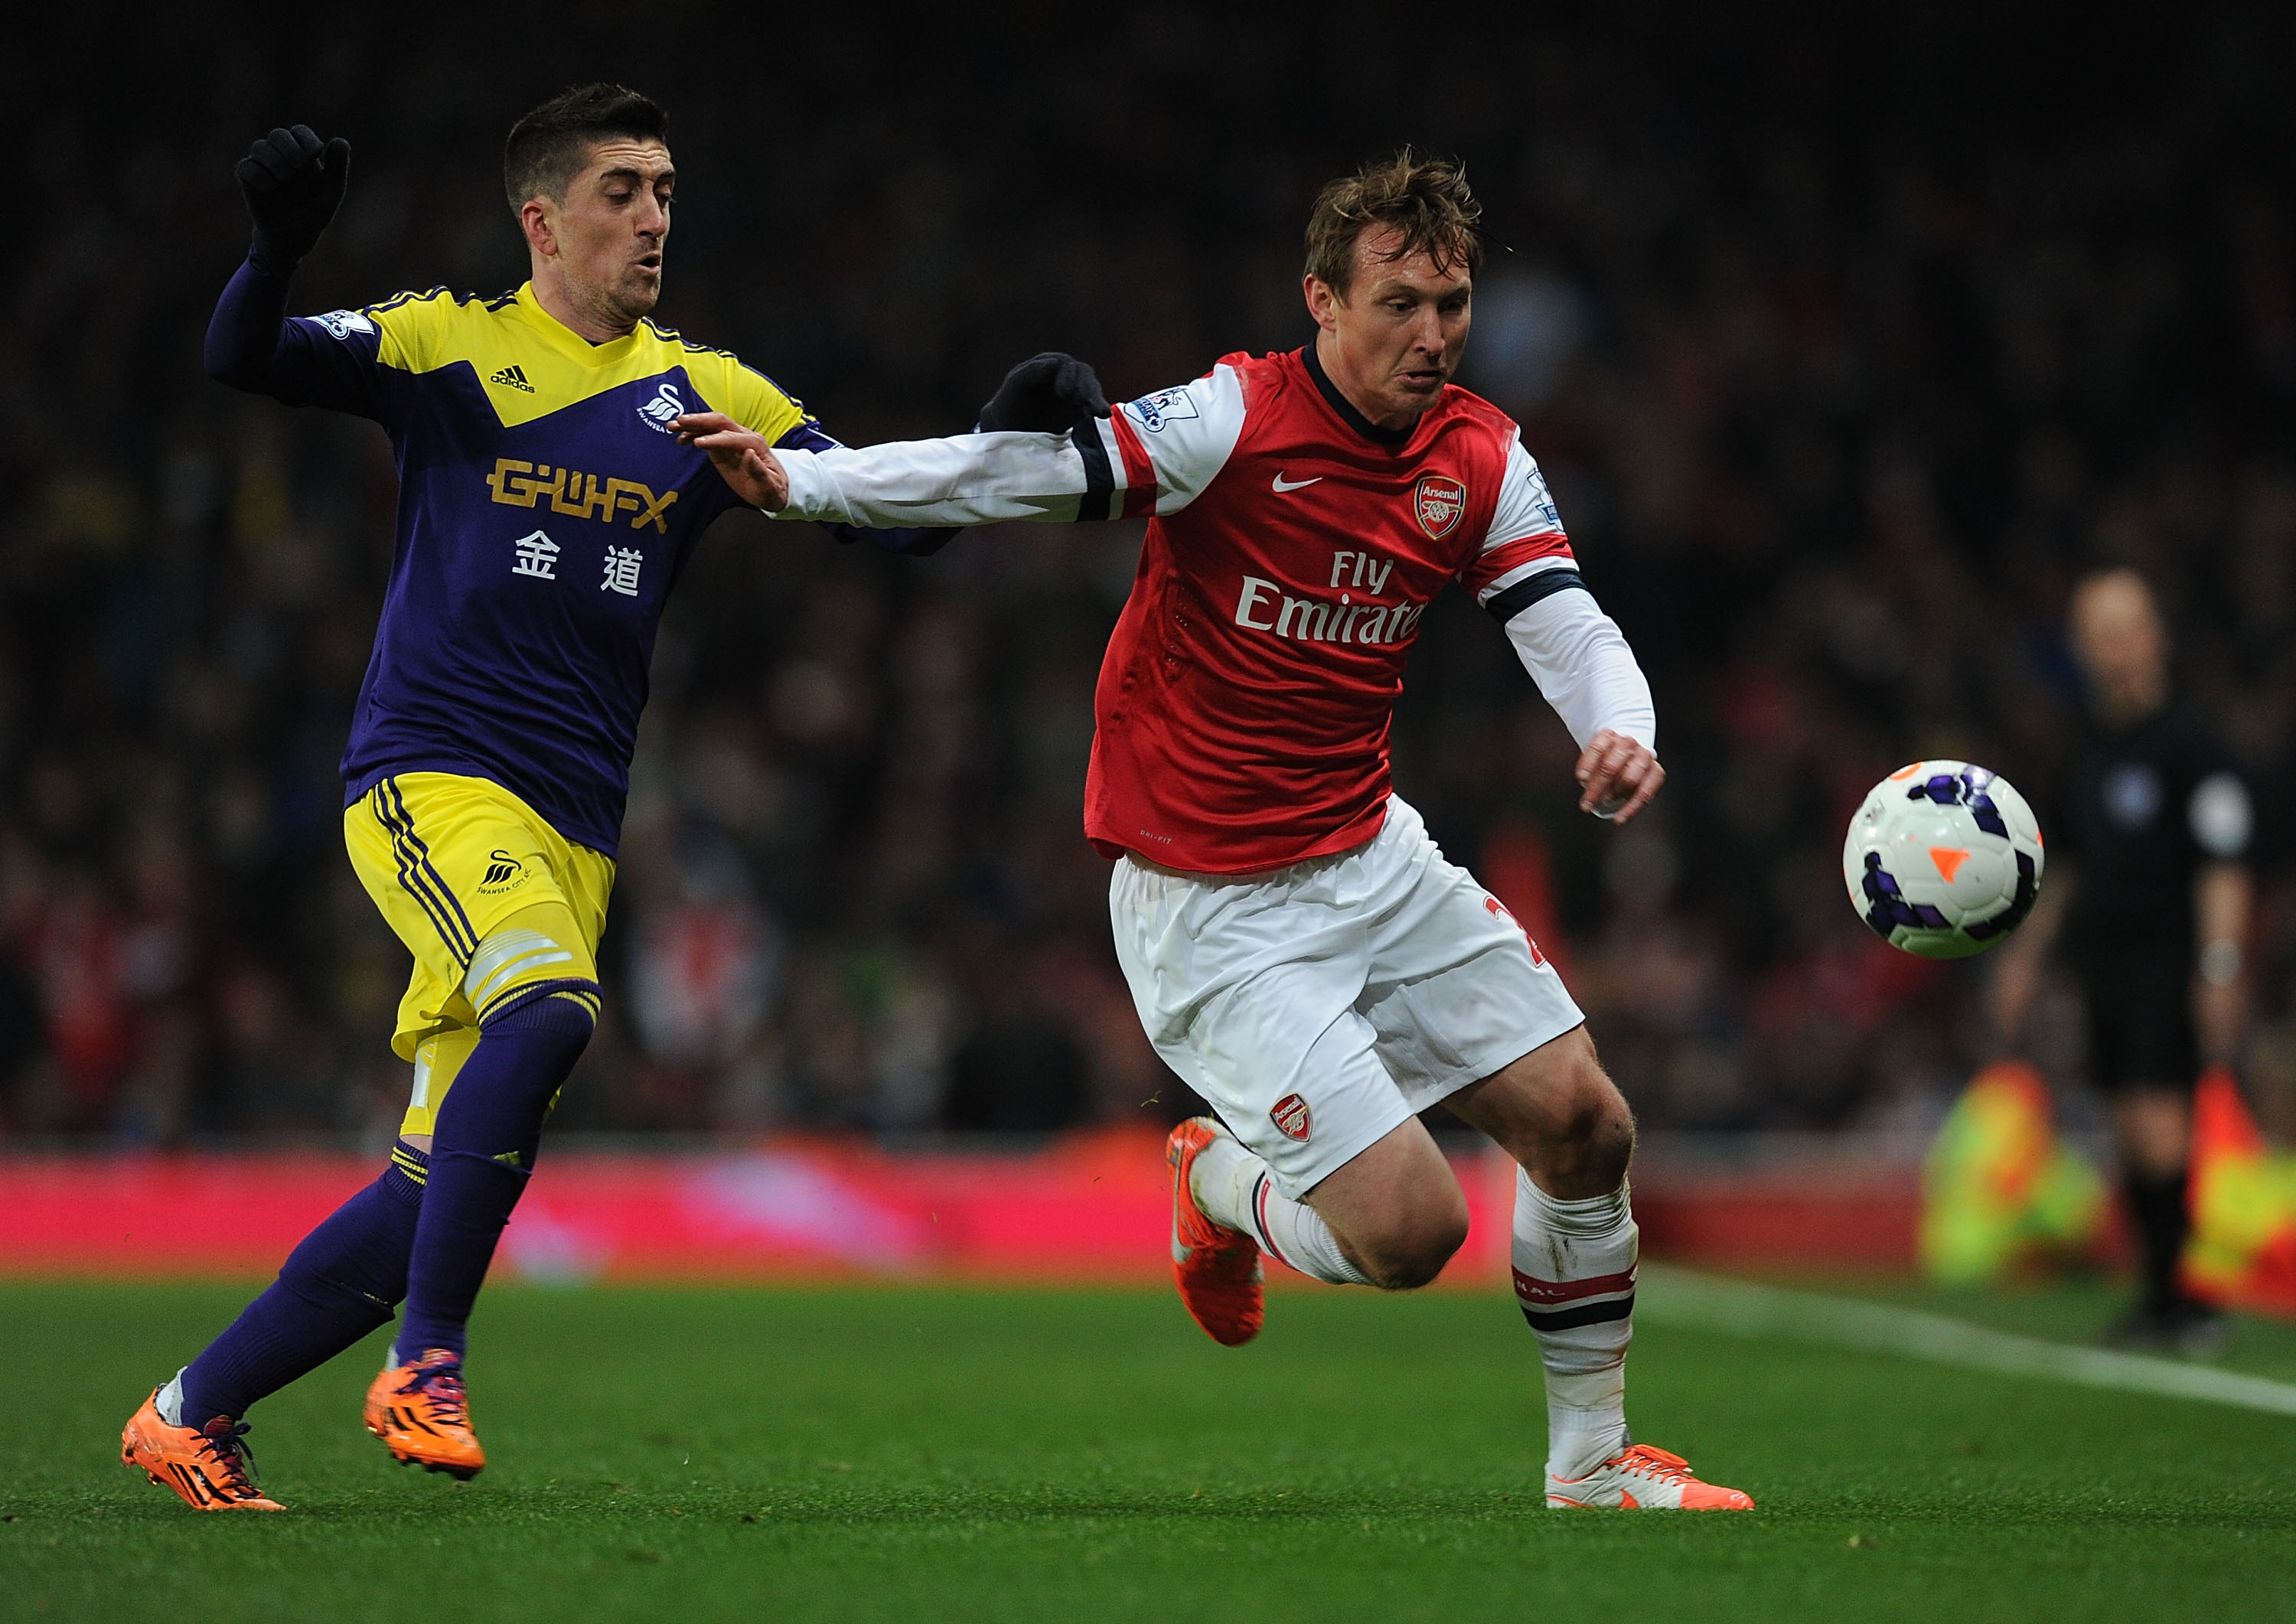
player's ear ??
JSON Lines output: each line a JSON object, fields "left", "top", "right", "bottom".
{"left": 1304, "top": 273, "right": 1341, "bottom": 331}
{"left": 520, "top": 197, "right": 556, "bottom": 259}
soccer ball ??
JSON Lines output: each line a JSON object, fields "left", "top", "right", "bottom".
{"left": 1842, "top": 761, "right": 2044, "bottom": 959}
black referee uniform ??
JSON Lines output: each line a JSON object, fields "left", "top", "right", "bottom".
{"left": 2056, "top": 703, "right": 2252, "bottom": 1320}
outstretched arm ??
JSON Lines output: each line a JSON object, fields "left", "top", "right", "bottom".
{"left": 204, "top": 126, "right": 381, "bottom": 414}
{"left": 696, "top": 362, "right": 1243, "bottom": 527}
{"left": 675, "top": 413, "right": 1114, "bottom": 528}
{"left": 771, "top": 421, "right": 956, "bottom": 556}
{"left": 676, "top": 412, "right": 1139, "bottom": 528}
{"left": 678, "top": 351, "right": 1119, "bottom": 540}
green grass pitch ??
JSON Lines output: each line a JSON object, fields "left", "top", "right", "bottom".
{"left": 6, "top": 1279, "right": 2295, "bottom": 1622}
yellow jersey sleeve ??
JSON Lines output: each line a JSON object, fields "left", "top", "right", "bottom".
{"left": 369, "top": 289, "right": 468, "bottom": 375}
{"left": 696, "top": 353, "right": 810, "bottom": 445}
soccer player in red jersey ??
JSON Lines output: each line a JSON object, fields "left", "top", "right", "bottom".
{"left": 682, "top": 153, "right": 1750, "bottom": 1510}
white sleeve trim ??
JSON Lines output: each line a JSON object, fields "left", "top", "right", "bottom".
{"left": 1503, "top": 585, "right": 1656, "bottom": 752}
{"left": 1117, "top": 365, "right": 1247, "bottom": 516}
{"left": 772, "top": 430, "right": 1097, "bottom": 526}
{"left": 1476, "top": 554, "right": 1580, "bottom": 608}
{"left": 1482, "top": 435, "right": 1567, "bottom": 549}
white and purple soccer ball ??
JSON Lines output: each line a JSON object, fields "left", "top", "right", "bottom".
{"left": 1841, "top": 761, "right": 2045, "bottom": 959}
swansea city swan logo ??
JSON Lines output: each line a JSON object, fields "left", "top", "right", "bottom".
{"left": 637, "top": 381, "right": 685, "bottom": 434}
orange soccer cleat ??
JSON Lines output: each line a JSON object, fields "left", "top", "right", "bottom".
{"left": 364, "top": 1348, "right": 486, "bottom": 1479}
{"left": 1545, "top": 1443, "right": 1755, "bottom": 1511}
{"left": 1166, "top": 1117, "right": 1264, "bottom": 1347}
{"left": 121, "top": 1391, "right": 286, "bottom": 1511}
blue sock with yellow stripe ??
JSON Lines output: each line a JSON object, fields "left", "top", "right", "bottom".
{"left": 396, "top": 983, "right": 598, "bottom": 1361}
{"left": 175, "top": 1142, "right": 430, "bottom": 1424}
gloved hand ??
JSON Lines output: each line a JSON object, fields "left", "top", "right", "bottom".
{"left": 236, "top": 126, "right": 351, "bottom": 272}
{"left": 977, "top": 351, "right": 1110, "bottom": 432}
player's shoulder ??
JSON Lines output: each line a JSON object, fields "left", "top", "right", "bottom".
{"left": 370, "top": 285, "right": 512, "bottom": 329}
{"left": 1433, "top": 379, "right": 1521, "bottom": 442}
{"left": 1133, "top": 349, "right": 1304, "bottom": 444}
{"left": 633, "top": 317, "right": 744, "bottom": 380}
{"left": 636, "top": 320, "right": 810, "bottom": 434}
{"left": 367, "top": 286, "right": 518, "bottom": 367}
{"left": 1119, "top": 356, "right": 1254, "bottom": 439}
{"left": 1221, "top": 347, "right": 1301, "bottom": 411}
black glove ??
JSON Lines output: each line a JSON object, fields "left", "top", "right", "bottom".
{"left": 236, "top": 125, "right": 351, "bottom": 272}
{"left": 977, "top": 351, "right": 1110, "bottom": 433}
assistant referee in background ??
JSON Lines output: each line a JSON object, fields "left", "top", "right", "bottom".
{"left": 1992, "top": 568, "right": 2255, "bottom": 1352}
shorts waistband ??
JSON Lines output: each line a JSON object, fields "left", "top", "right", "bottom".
{"left": 1120, "top": 822, "right": 1403, "bottom": 888}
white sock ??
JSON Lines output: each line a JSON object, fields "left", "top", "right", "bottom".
{"left": 1189, "top": 1127, "right": 1371, "bottom": 1286}
{"left": 1512, "top": 1166, "right": 1636, "bottom": 1480}
{"left": 155, "top": 1368, "right": 188, "bottom": 1427}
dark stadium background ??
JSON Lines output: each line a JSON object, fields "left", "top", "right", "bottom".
{"left": 5, "top": 4, "right": 2295, "bottom": 1150}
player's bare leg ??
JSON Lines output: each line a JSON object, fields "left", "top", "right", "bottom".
{"left": 1296, "top": 1122, "right": 1469, "bottom": 1287}
{"left": 1447, "top": 1026, "right": 1752, "bottom": 1509}
{"left": 1176, "top": 1122, "right": 1440, "bottom": 1296}
{"left": 1170, "top": 1031, "right": 1746, "bottom": 1508}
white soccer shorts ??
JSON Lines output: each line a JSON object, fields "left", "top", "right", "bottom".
{"left": 1109, "top": 794, "right": 1584, "bottom": 1198}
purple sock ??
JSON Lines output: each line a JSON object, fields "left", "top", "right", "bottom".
{"left": 176, "top": 1142, "right": 429, "bottom": 1424}
{"left": 396, "top": 986, "right": 596, "bottom": 1361}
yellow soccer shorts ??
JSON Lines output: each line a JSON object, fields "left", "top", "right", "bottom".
{"left": 344, "top": 771, "right": 615, "bottom": 1138}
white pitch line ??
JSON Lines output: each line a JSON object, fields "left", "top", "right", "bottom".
{"left": 1638, "top": 1264, "right": 2296, "bottom": 1418}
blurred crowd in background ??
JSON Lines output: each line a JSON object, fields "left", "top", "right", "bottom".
{"left": 5, "top": 6, "right": 2296, "bottom": 1147}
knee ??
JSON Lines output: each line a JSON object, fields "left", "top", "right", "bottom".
{"left": 1548, "top": 1033, "right": 1632, "bottom": 1143}
{"left": 1351, "top": 1194, "right": 1470, "bottom": 1291}
{"left": 496, "top": 982, "right": 600, "bottom": 1039}
{"left": 461, "top": 979, "right": 601, "bottom": 1118}
{"left": 1573, "top": 1083, "right": 1636, "bottom": 1187}
{"left": 1519, "top": 1058, "right": 1633, "bottom": 1195}
{"left": 481, "top": 980, "right": 601, "bottom": 1060}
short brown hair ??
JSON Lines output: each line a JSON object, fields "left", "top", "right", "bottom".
{"left": 1303, "top": 149, "right": 1483, "bottom": 294}
{"left": 504, "top": 83, "right": 670, "bottom": 212}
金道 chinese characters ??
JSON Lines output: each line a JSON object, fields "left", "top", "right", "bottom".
{"left": 510, "top": 530, "right": 559, "bottom": 579}
{"left": 601, "top": 546, "right": 644, "bottom": 596}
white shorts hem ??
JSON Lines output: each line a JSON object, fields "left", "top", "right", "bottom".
{"left": 1251, "top": 1091, "right": 1416, "bottom": 1202}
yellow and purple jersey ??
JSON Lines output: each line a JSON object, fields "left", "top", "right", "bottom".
{"left": 207, "top": 257, "right": 926, "bottom": 856}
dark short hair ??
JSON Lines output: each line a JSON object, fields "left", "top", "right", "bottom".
{"left": 503, "top": 83, "right": 670, "bottom": 212}
{"left": 1304, "top": 149, "right": 1483, "bottom": 295}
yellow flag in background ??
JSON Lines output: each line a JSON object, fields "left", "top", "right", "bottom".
{"left": 1920, "top": 1061, "right": 2105, "bottom": 1284}
{"left": 2183, "top": 1067, "right": 2296, "bottom": 1317}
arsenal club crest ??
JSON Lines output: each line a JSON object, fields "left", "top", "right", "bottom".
{"left": 1270, "top": 1092, "right": 1313, "bottom": 1142}
{"left": 1414, "top": 474, "right": 1467, "bottom": 540}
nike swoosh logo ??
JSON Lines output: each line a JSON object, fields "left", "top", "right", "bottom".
{"left": 1271, "top": 474, "right": 1322, "bottom": 493}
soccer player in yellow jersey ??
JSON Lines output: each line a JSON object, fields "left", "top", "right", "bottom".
{"left": 121, "top": 85, "right": 1104, "bottom": 1510}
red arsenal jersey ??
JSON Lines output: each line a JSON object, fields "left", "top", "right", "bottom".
{"left": 1081, "top": 347, "right": 1572, "bottom": 872}
{"left": 771, "top": 343, "right": 1650, "bottom": 877}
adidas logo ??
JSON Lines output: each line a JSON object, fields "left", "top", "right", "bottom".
{"left": 489, "top": 364, "right": 535, "bottom": 393}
